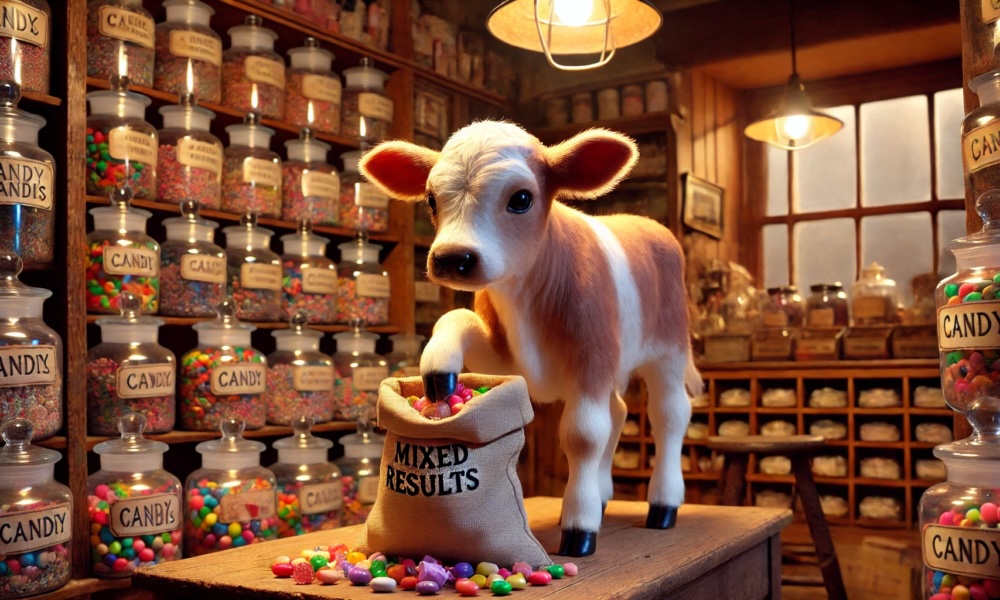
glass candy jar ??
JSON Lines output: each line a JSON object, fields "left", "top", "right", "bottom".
{"left": 178, "top": 299, "right": 266, "bottom": 431}
{"left": 184, "top": 418, "right": 278, "bottom": 556}
{"left": 221, "top": 115, "right": 282, "bottom": 218}
{"left": 281, "top": 221, "right": 335, "bottom": 323}
{"left": 340, "top": 57, "right": 392, "bottom": 143}
{"left": 283, "top": 129, "right": 339, "bottom": 225}
{"left": 87, "top": 293, "right": 176, "bottom": 435}
{"left": 267, "top": 315, "right": 334, "bottom": 425}
{"left": 86, "top": 83, "right": 157, "bottom": 199}
{"left": 964, "top": 70, "right": 1000, "bottom": 204}
{"left": 414, "top": 248, "right": 442, "bottom": 328}
{"left": 336, "top": 235, "right": 389, "bottom": 325}
{"left": 0, "top": 0, "right": 50, "bottom": 94}
{"left": 334, "top": 420, "right": 383, "bottom": 525}
{"left": 87, "top": 0, "right": 155, "bottom": 87}
{"left": 0, "top": 253, "right": 61, "bottom": 441}
{"left": 0, "top": 82, "right": 56, "bottom": 268}
{"left": 221, "top": 15, "right": 284, "bottom": 120}
{"left": 86, "top": 188, "right": 160, "bottom": 314}
{"left": 154, "top": 0, "right": 222, "bottom": 103}
{"left": 386, "top": 333, "right": 423, "bottom": 378}
{"left": 223, "top": 214, "right": 281, "bottom": 322}
{"left": 286, "top": 37, "right": 341, "bottom": 135}
{"left": 760, "top": 286, "right": 804, "bottom": 329}
{"left": 160, "top": 200, "right": 226, "bottom": 317}
{"left": 88, "top": 413, "right": 182, "bottom": 577}
{"left": 0, "top": 420, "right": 71, "bottom": 597}
{"left": 339, "top": 149, "right": 389, "bottom": 232}
{"left": 806, "top": 283, "right": 849, "bottom": 328}
{"left": 332, "top": 321, "right": 387, "bottom": 421}
{"left": 852, "top": 262, "right": 899, "bottom": 326}
{"left": 269, "top": 416, "right": 342, "bottom": 536}
{"left": 157, "top": 97, "right": 223, "bottom": 208}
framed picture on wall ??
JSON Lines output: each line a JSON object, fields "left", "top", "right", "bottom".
{"left": 682, "top": 174, "right": 724, "bottom": 239}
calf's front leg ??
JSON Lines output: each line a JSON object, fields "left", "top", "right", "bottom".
{"left": 558, "top": 394, "right": 612, "bottom": 557}
{"left": 420, "top": 308, "right": 509, "bottom": 400}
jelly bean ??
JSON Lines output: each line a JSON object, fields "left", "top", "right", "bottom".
{"left": 416, "top": 580, "right": 441, "bottom": 595}
{"left": 272, "top": 563, "right": 294, "bottom": 578}
{"left": 505, "top": 573, "right": 528, "bottom": 590}
{"left": 470, "top": 574, "right": 488, "bottom": 588}
{"left": 452, "top": 561, "right": 474, "bottom": 579}
{"left": 960, "top": 283, "right": 977, "bottom": 299}
{"left": 349, "top": 566, "right": 373, "bottom": 585}
{"left": 497, "top": 568, "right": 512, "bottom": 579}
{"left": 970, "top": 582, "right": 989, "bottom": 600}
{"left": 371, "top": 576, "right": 397, "bottom": 592}
{"left": 564, "top": 562, "right": 579, "bottom": 576}
{"left": 547, "top": 564, "right": 566, "bottom": 579}
{"left": 387, "top": 563, "right": 407, "bottom": 583}
{"left": 945, "top": 283, "right": 959, "bottom": 297}
{"left": 511, "top": 561, "right": 532, "bottom": 577}
{"left": 401, "top": 575, "right": 419, "bottom": 590}
{"left": 310, "top": 555, "right": 328, "bottom": 571}
{"left": 347, "top": 551, "right": 366, "bottom": 564}
{"left": 965, "top": 292, "right": 984, "bottom": 303}
{"left": 529, "top": 571, "right": 553, "bottom": 585}
{"left": 491, "top": 580, "right": 513, "bottom": 596}
{"left": 954, "top": 584, "right": 972, "bottom": 600}
{"left": 455, "top": 578, "right": 480, "bottom": 596}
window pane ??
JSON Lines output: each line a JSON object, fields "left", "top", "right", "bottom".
{"left": 793, "top": 106, "right": 857, "bottom": 213}
{"left": 763, "top": 224, "right": 789, "bottom": 288}
{"left": 794, "top": 218, "right": 856, "bottom": 289}
{"left": 861, "top": 212, "right": 933, "bottom": 305}
{"left": 766, "top": 145, "right": 788, "bottom": 217}
{"left": 938, "top": 210, "right": 967, "bottom": 275}
{"left": 935, "top": 89, "right": 965, "bottom": 200}
{"left": 860, "top": 95, "right": 931, "bottom": 206}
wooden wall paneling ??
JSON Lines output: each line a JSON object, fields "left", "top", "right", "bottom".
{"left": 691, "top": 70, "right": 707, "bottom": 180}
{"left": 385, "top": 68, "right": 416, "bottom": 334}
{"left": 705, "top": 76, "right": 717, "bottom": 183}
{"left": 715, "top": 82, "right": 741, "bottom": 261}
{"left": 957, "top": 0, "right": 976, "bottom": 442}
{"left": 672, "top": 71, "right": 694, "bottom": 235}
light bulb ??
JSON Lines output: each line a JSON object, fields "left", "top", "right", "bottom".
{"left": 778, "top": 114, "right": 811, "bottom": 142}
{"left": 553, "top": 0, "right": 593, "bottom": 26}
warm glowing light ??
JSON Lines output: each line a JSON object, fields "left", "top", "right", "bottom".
{"left": 250, "top": 84, "right": 259, "bottom": 111}
{"left": 118, "top": 44, "right": 127, "bottom": 78}
{"left": 553, "top": 0, "right": 593, "bottom": 26}
{"left": 359, "top": 116, "right": 366, "bottom": 138}
{"left": 10, "top": 39, "right": 19, "bottom": 85}
{"left": 307, "top": 102, "right": 315, "bottom": 125}
{"left": 186, "top": 61, "right": 194, "bottom": 95}
{"left": 778, "top": 114, "right": 811, "bottom": 141}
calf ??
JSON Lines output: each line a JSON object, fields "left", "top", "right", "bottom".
{"left": 361, "top": 121, "right": 701, "bottom": 557}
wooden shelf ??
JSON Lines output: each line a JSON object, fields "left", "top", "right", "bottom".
{"left": 414, "top": 235, "right": 435, "bottom": 249}
{"left": 30, "top": 577, "right": 130, "bottom": 600}
{"left": 908, "top": 407, "right": 953, "bottom": 416}
{"left": 533, "top": 111, "right": 672, "bottom": 143}
{"left": 21, "top": 90, "right": 62, "bottom": 106}
{"left": 612, "top": 468, "right": 653, "bottom": 478}
{"left": 84, "top": 420, "right": 357, "bottom": 450}
{"left": 683, "top": 472, "right": 719, "bottom": 481}
{"left": 854, "top": 478, "right": 909, "bottom": 488}
{"left": 36, "top": 436, "right": 67, "bottom": 450}
{"left": 698, "top": 359, "right": 939, "bottom": 371}
{"left": 854, "top": 441, "right": 908, "bottom": 449}
{"left": 84, "top": 313, "right": 402, "bottom": 334}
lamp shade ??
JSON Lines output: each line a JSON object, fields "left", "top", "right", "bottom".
{"left": 744, "top": 74, "right": 844, "bottom": 150}
{"left": 487, "top": 0, "right": 662, "bottom": 55}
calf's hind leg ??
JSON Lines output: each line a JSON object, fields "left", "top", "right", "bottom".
{"left": 639, "top": 356, "right": 691, "bottom": 529}
{"left": 557, "top": 395, "right": 612, "bottom": 557}
{"left": 597, "top": 392, "right": 628, "bottom": 513}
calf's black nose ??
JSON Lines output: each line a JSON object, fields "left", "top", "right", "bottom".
{"left": 432, "top": 250, "right": 479, "bottom": 278}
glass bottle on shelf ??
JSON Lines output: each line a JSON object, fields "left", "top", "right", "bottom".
{"left": 157, "top": 95, "right": 223, "bottom": 208}
{"left": 154, "top": 0, "right": 222, "bottom": 103}
{"left": 283, "top": 128, "right": 339, "bottom": 225}
{"left": 0, "top": 82, "right": 56, "bottom": 269}
{"left": 267, "top": 314, "right": 334, "bottom": 425}
{"left": 963, "top": 69, "right": 1000, "bottom": 204}
{"left": 221, "top": 114, "right": 282, "bottom": 218}
{"left": 86, "top": 78, "right": 157, "bottom": 199}
{"left": 332, "top": 320, "right": 387, "bottom": 421}
{"left": 222, "top": 213, "right": 281, "bottom": 322}
{"left": 806, "top": 283, "right": 849, "bottom": 328}
{"left": 86, "top": 187, "right": 160, "bottom": 314}
{"left": 88, "top": 413, "right": 183, "bottom": 577}
{"left": 87, "top": 0, "right": 155, "bottom": 87}
{"left": 851, "top": 262, "right": 899, "bottom": 326}
{"left": 0, "top": 252, "right": 61, "bottom": 441}
{"left": 339, "top": 149, "right": 389, "bottom": 232}
{"left": 160, "top": 200, "right": 226, "bottom": 318}
{"left": 184, "top": 418, "right": 278, "bottom": 556}
{"left": 269, "top": 416, "right": 343, "bottom": 537}
{"left": 280, "top": 220, "right": 336, "bottom": 324}
{"left": 336, "top": 234, "right": 389, "bottom": 326}
{"left": 386, "top": 334, "right": 424, "bottom": 378}
{"left": 0, "top": 419, "right": 71, "bottom": 597}
{"left": 0, "top": 0, "right": 51, "bottom": 94}
{"left": 221, "top": 15, "right": 284, "bottom": 120}
{"left": 340, "top": 57, "right": 392, "bottom": 143}
{"left": 286, "top": 37, "right": 341, "bottom": 135}
{"left": 759, "top": 286, "right": 804, "bottom": 329}
{"left": 87, "top": 292, "right": 176, "bottom": 436}
{"left": 333, "top": 419, "right": 384, "bottom": 526}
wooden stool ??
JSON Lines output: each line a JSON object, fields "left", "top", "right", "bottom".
{"left": 708, "top": 435, "right": 848, "bottom": 600}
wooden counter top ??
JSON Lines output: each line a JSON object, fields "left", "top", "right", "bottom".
{"left": 133, "top": 497, "right": 792, "bottom": 600}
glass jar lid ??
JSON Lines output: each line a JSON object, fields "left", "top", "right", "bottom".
{"left": 287, "top": 37, "right": 334, "bottom": 69}
{"left": 222, "top": 212, "right": 274, "bottom": 247}
{"left": 93, "top": 412, "right": 169, "bottom": 457}
{"left": 934, "top": 397, "right": 1000, "bottom": 486}
{"left": 339, "top": 420, "right": 385, "bottom": 459}
{"left": 196, "top": 417, "right": 265, "bottom": 456}
{"left": 281, "top": 220, "right": 328, "bottom": 256}
{"left": 766, "top": 285, "right": 797, "bottom": 296}
{"left": 192, "top": 298, "right": 256, "bottom": 334}
{"left": 226, "top": 113, "right": 275, "bottom": 148}
{"left": 333, "top": 319, "right": 378, "bottom": 354}
{"left": 810, "top": 283, "right": 843, "bottom": 293}
{"left": 389, "top": 333, "right": 425, "bottom": 356}
{"left": 89, "top": 187, "right": 153, "bottom": 232}
{"left": 338, "top": 232, "right": 381, "bottom": 263}
{"left": 0, "top": 251, "right": 51, "bottom": 302}
{"left": 160, "top": 96, "right": 215, "bottom": 131}
{"left": 96, "top": 292, "right": 163, "bottom": 343}
{"left": 163, "top": 199, "right": 219, "bottom": 241}
{"left": 0, "top": 419, "right": 60, "bottom": 466}
{"left": 285, "top": 128, "right": 331, "bottom": 162}
{"left": 273, "top": 416, "right": 332, "bottom": 465}
{"left": 227, "top": 14, "right": 277, "bottom": 47}
{"left": 0, "top": 82, "right": 45, "bottom": 139}
{"left": 343, "top": 57, "right": 387, "bottom": 90}
{"left": 948, "top": 191, "right": 1000, "bottom": 264}
{"left": 272, "top": 313, "right": 322, "bottom": 342}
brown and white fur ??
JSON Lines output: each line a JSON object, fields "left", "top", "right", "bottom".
{"left": 361, "top": 121, "right": 701, "bottom": 557}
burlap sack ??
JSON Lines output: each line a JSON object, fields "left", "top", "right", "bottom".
{"left": 356, "top": 374, "right": 550, "bottom": 566}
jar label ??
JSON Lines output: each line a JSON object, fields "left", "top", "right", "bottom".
{"left": 217, "top": 488, "right": 276, "bottom": 524}
{"left": 240, "top": 262, "right": 282, "bottom": 290}
{"left": 103, "top": 246, "right": 159, "bottom": 277}
{"left": 0, "top": 504, "right": 70, "bottom": 555}
{"left": 293, "top": 364, "right": 334, "bottom": 392}
{"left": 358, "top": 92, "right": 394, "bottom": 122}
{"left": 415, "top": 281, "right": 440, "bottom": 303}
{"left": 168, "top": 29, "right": 222, "bottom": 67}
{"left": 0, "top": 1, "right": 48, "bottom": 47}
{"left": 0, "top": 157, "right": 53, "bottom": 210}
{"left": 808, "top": 308, "right": 835, "bottom": 328}
{"left": 353, "top": 366, "right": 387, "bottom": 391}
{"left": 938, "top": 301, "right": 1000, "bottom": 350}
{"left": 109, "top": 127, "right": 157, "bottom": 165}
{"left": 923, "top": 524, "right": 1000, "bottom": 579}
{"left": 109, "top": 493, "right": 180, "bottom": 537}
{"left": 964, "top": 121, "right": 1000, "bottom": 173}
{"left": 299, "top": 482, "right": 342, "bottom": 515}
{"left": 853, "top": 296, "right": 888, "bottom": 320}
{"left": 244, "top": 55, "right": 285, "bottom": 90}
{"left": 357, "top": 475, "right": 379, "bottom": 503}
{"left": 983, "top": 0, "right": 1000, "bottom": 23}
{"left": 98, "top": 5, "right": 154, "bottom": 49}
{"left": 210, "top": 363, "right": 266, "bottom": 395}
{"left": 242, "top": 157, "right": 281, "bottom": 189}
{"left": 177, "top": 138, "right": 223, "bottom": 178}
{"left": 0, "top": 344, "right": 55, "bottom": 387}
{"left": 302, "top": 170, "right": 339, "bottom": 200}
{"left": 357, "top": 274, "right": 390, "bottom": 298}
{"left": 356, "top": 182, "right": 389, "bottom": 208}
{"left": 181, "top": 254, "right": 226, "bottom": 284}
{"left": 302, "top": 74, "right": 342, "bottom": 104}
{"left": 761, "top": 311, "right": 788, "bottom": 328}
{"left": 302, "top": 267, "right": 337, "bottom": 295}
{"left": 116, "top": 363, "right": 174, "bottom": 399}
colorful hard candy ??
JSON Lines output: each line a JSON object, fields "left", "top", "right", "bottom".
{"left": 455, "top": 578, "right": 480, "bottom": 596}
{"left": 371, "top": 576, "right": 397, "bottom": 592}
{"left": 415, "top": 580, "right": 441, "bottom": 595}
{"left": 529, "top": 571, "right": 553, "bottom": 586}
{"left": 506, "top": 572, "right": 528, "bottom": 590}
{"left": 491, "top": 580, "right": 513, "bottom": 596}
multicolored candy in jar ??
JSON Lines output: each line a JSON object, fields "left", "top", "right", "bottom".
{"left": 281, "top": 220, "right": 336, "bottom": 324}
{"left": 285, "top": 37, "right": 341, "bottom": 135}
{"left": 157, "top": 95, "right": 223, "bottom": 209}
{"left": 269, "top": 416, "right": 342, "bottom": 537}
{"left": 282, "top": 128, "right": 339, "bottom": 225}
{"left": 159, "top": 200, "right": 226, "bottom": 318}
{"left": 333, "top": 420, "right": 384, "bottom": 526}
{"left": 267, "top": 314, "right": 334, "bottom": 426}
{"left": 336, "top": 234, "right": 389, "bottom": 326}
{"left": 223, "top": 214, "right": 282, "bottom": 322}
{"left": 178, "top": 298, "right": 267, "bottom": 431}
{"left": 86, "top": 0, "right": 155, "bottom": 87}
{"left": 154, "top": 0, "right": 222, "bottom": 104}
{"left": 184, "top": 418, "right": 279, "bottom": 556}
{"left": 86, "top": 79, "right": 157, "bottom": 199}
{"left": 222, "top": 115, "right": 282, "bottom": 218}
{"left": 386, "top": 334, "right": 424, "bottom": 378}
{"left": 332, "top": 321, "right": 387, "bottom": 421}
{"left": 221, "top": 15, "right": 285, "bottom": 120}
{"left": 88, "top": 413, "right": 183, "bottom": 577}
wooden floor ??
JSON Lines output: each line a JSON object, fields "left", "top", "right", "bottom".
{"left": 780, "top": 523, "right": 921, "bottom": 599}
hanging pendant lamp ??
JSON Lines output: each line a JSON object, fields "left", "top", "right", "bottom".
{"left": 487, "top": 0, "right": 662, "bottom": 71}
{"left": 744, "top": 0, "right": 843, "bottom": 150}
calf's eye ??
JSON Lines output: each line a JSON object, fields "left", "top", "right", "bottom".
{"left": 427, "top": 193, "right": 437, "bottom": 215}
{"left": 507, "top": 190, "right": 532, "bottom": 214}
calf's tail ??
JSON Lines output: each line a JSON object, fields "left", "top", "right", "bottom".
{"left": 684, "top": 346, "right": 703, "bottom": 397}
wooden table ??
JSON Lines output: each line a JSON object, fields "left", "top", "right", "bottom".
{"left": 133, "top": 497, "right": 792, "bottom": 600}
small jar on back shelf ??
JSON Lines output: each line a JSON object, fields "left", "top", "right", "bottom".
{"left": 963, "top": 69, "right": 1000, "bottom": 203}
{"left": 339, "top": 149, "right": 389, "bottom": 232}
{"left": 286, "top": 37, "right": 342, "bottom": 135}
{"left": 336, "top": 234, "right": 389, "bottom": 326}
{"left": 386, "top": 333, "right": 424, "bottom": 378}
{"left": 0, "top": 0, "right": 51, "bottom": 94}
{"left": 334, "top": 420, "right": 384, "bottom": 526}
{"left": 283, "top": 129, "right": 339, "bottom": 225}
{"left": 157, "top": 95, "right": 223, "bottom": 208}
{"left": 805, "top": 283, "right": 849, "bottom": 328}
{"left": 154, "top": 0, "right": 222, "bottom": 103}
{"left": 223, "top": 214, "right": 282, "bottom": 322}
{"left": 267, "top": 315, "right": 334, "bottom": 425}
{"left": 269, "top": 416, "right": 343, "bottom": 536}
{"left": 332, "top": 320, "right": 387, "bottom": 421}
{"left": 851, "top": 262, "right": 899, "bottom": 326}
{"left": 759, "top": 285, "right": 804, "bottom": 329}
{"left": 160, "top": 200, "right": 226, "bottom": 317}
{"left": 280, "top": 220, "right": 336, "bottom": 324}
{"left": 341, "top": 57, "right": 393, "bottom": 144}
{"left": 222, "top": 114, "right": 282, "bottom": 218}
{"left": 222, "top": 15, "right": 285, "bottom": 120}
{"left": 87, "top": 0, "right": 155, "bottom": 87}
{"left": 86, "top": 81, "right": 157, "bottom": 199}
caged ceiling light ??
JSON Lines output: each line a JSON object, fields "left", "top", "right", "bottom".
{"left": 486, "top": 0, "right": 662, "bottom": 71}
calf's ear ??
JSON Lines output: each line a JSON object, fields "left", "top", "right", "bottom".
{"left": 544, "top": 128, "right": 638, "bottom": 200}
{"left": 359, "top": 141, "right": 440, "bottom": 201}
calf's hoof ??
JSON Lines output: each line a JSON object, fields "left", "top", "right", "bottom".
{"left": 646, "top": 504, "right": 679, "bottom": 529}
{"left": 422, "top": 372, "right": 457, "bottom": 402}
{"left": 557, "top": 529, "right": 597, "bottom": 557}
